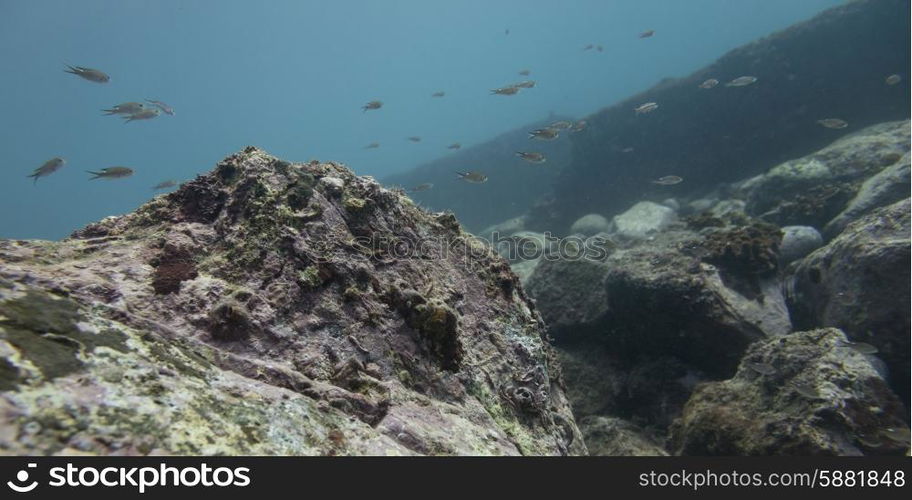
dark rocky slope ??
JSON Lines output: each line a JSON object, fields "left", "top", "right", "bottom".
{"left": 0, "top": 147, "right": 585, "bottom": 456}
{"left": 383, "top": 116, "right": 573, "bottom": 233}
{"left": 527, "top": 0, "right": 910, "bottom": 233}
{"left": 520, "top": 120, "right": 909, "bottom": 455}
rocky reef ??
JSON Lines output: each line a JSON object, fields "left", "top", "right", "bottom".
{"left": 527, "top": 0, "right": 909, "bottom": 233}
{"left": 0, "top": 147, "right": 585, "bottom": 456}
{"left": 505, "top": 119, "right": 909, "bottom": 455}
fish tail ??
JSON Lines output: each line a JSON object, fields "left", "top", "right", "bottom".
{"left": 455, "top": 171, "right": 467, "bottom": 179}
{"left": 86, "top": 170, "right": 102, "bottom": 180}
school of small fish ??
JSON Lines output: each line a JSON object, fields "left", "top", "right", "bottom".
{"left": 31, "top": 66, "right": 179, "bottom": 188}
{"left": 36, "top": 34, "right": 905, "bottom": 208}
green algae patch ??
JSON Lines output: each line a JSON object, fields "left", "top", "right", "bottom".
{"left": 0, "top": 289, "right": 128, "bottom": 382}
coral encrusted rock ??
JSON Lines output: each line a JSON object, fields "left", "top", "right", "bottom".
{"left": 0, "top": 147, "right": 585, "bottom": 456}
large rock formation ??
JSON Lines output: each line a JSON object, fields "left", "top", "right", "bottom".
{"left": 528, "top": 0, "right": 909, "bottom": 233}
{"left": 0, "top": 147, "right": 585, "bottom": 456}
{"left": 788, "top": 198, "right": 911, "bottom": 404}
{"left": 737, "top": 120, "right": 909, "bottom": 229}
{"left": 670, "top": 328, "right": 908, "bottom": 456}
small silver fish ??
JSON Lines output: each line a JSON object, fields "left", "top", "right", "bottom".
{"left": 582, "top": 44, "right": 594, "bottom": 51}
{"left": 885, "top": 74, "right": 902, "bottom": 85}
{"left": 27, "top": 157, "right": 65, "bottom": 185}
{"left": 699, "top": 78, "right": 719, "bottom": 89}
{"left": 447, "top": 143, "right": 461, "bottom": 150}
{"left": 362, "top": 100, "right": 383, "bottom": 112}
{"left": 513, "top": 80, "right": 536, "bottom": 89}
{"left": 620, "top": 147, "right": 635, "bottom": 153}
{"left": 516, "top": 152, "right": 546, "bottom": 164}
{"left": 745, "top": 361, "right": 775, "bottom": 376}
{"left": 88, "top": 167, "right": 134, "bottom": 180}
{"left": 102, "top": 102, "right": 145, "bottom": 115}
{"left": 153, "top": 180, "right": 177, "bottom": 190}
{"left": 122, "top": 108, "right": 161, "bottom": 123}
{"left": 529, "top": 128, "right": 559, "bottom": 141}
{"left": 550, "top": 120, "right": 573, "bottom": 130}
{"left": 145, "top": 99, "right": 175, "bottom": 116}
{"left": 491, "top": 86, "right": 520, "bottom": 95}
{"left": 432, "top": 91, "right": 445, "bottom": 98}
{"left": 410, "top": 183, "right": 433, "bottom": 193}
{"left": 652, "top": 175, "right": 683, "bottom": 185}
{"left": 634, "top": 102, "right": 659, "bottom": 114}
{"left": 838, "top": 340, "right": 878, "bottom": 354}
{"left": 570, "top": 120, "right": 588, "bottom": 132}
{"left": 64, "top": 64, "right": 110, "bottom": 83}
{"left": 456, "top": 171, "right": 487, "bottom": 183}
{"left": 639, "top": 30, "right": 654, "bottom": 38}
{"left": 817, "top": 118, "right": 848, "bottom": 129}
{"left": 880, "top": 427, "right": 911, "bottom": 444}
{"left": 791, "top": 381, "right": 820, "bottom": 399}
{"left": 725, "top": 76, "right": 758, "bottom": 87}
{"left": 364, "top": 142, "right": 380, "bottom": 149}
{"left": 407, "top": 136, "right": 421, "bottom": 143}
{"left": 518, "top": 69, "right": 531, "bottom": 76}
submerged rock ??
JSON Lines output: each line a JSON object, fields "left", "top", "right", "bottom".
{"left": 0, "top": 148, "right": 584, "bottom": 456}
{"left": 526, "top": 224, "right": 791, "bottom": 433}
{"left": 779, "top": 225, "right": 823, "bottom": 265}
{"left": 610, "top": 201, "right": 677, "bottom": 241}
{"left": 579, "top": 416, "right": 668, "bottom": 456}
{"left": 569, "top": 213, "right": 610, "bottom": 236}
{"left": 739, "top": 120, "right": 910, "bottom": 228}
{"left": 670, "top": 328, "right": 908, "bottom": 455}
{"left": 788, "top": 199, "right": 911, "bottom": 404}
{"left": 823, "top": 152, "right": 910, "bottom": 239}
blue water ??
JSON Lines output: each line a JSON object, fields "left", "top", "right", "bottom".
{"left": 0, "top": 0, "right": 842, "bottom": 240}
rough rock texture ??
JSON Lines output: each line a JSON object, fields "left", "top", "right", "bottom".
{"left": 579, "top": 416, "right": 668, "bottom": 456}
{"left": 526, "top": 221, "right": 792, "bottom": 437}
{"left": 738, "top": 121, "right": 910, "bottom": 228}
{"left": 824, "top": 151, "right": 911, "bottom": 239}
{"left": 670, "top": 328, "right": 908, "bottom": 456}
{"left": 0, "top": 147, "right": 585, "bottom": 456}
{"left": 779, "top": 225, "right": 823, "bottom": 265}
{"left": 527, "top": 0, "right": 909, "bottom": 232}
{"left": 789, "top": 199, "right": 910, "bottom": 404}
{"left": 610, "top": 201, "right": 677, "bottom": 241}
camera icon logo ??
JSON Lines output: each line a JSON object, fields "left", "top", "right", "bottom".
{"left": 7, "top": 463, "right": 38, "bottom": 493}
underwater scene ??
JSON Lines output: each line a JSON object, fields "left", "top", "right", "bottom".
{"left": 0, "top": 0, "right": 909, "bottom": 457}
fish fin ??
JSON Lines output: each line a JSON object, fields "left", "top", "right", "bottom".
{"left": 86, "top": 170, "right": 102, "bottom": 180}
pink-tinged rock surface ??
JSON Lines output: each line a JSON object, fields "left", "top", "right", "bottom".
{"left": 0, "top": 147, "right": 584, "bottom": 456}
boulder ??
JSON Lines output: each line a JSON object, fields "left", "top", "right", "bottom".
{"left": 779, "top": 225, "right": 823, "bottom": 265}
{"left": 570, "top": 213, "right": 611, "bottom": 236}
{"left": 739, "top": 120, "right": 910, "bottom": 228}
{"left": 788, "top": 198, "right": 910, "bottom": 404}
{"left": 670, "top": 328, "right": 908, "bottom": 455}
{"left": 477, "top": 215, "right": 526, "bottom": 242}
{"left": 0, "top": 148, "right": 585, "bottom": 456}
{"left": 611, "top": 202, "right": 677, "bottom": 240}
{"left": 526, "top": 225, "right": 792, "bottom": 431}
{"left": 823, "top": 152, "right": 911, "bottom": 239}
